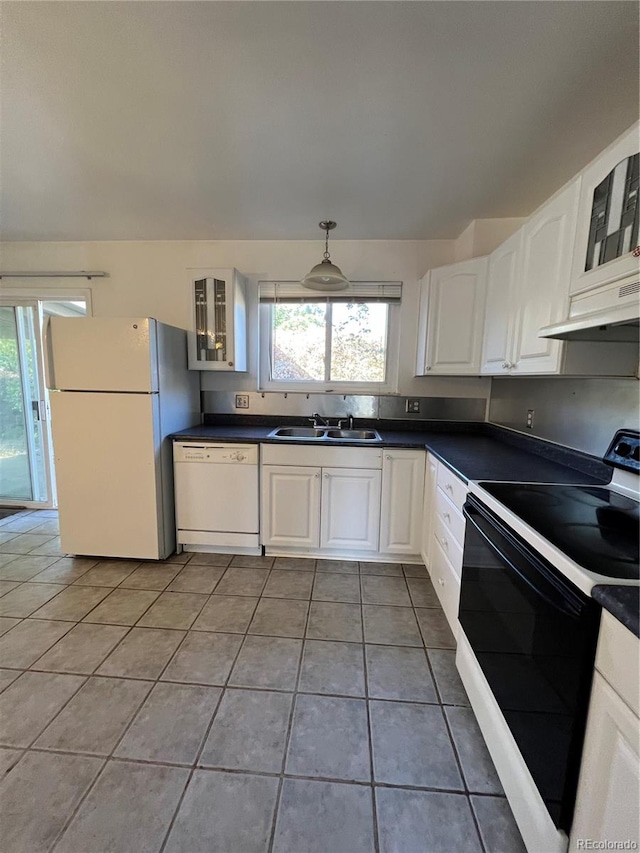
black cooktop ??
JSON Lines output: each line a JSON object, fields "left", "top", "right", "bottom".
{"left": 479, "top": 483, "right": 639, "bottom": 580}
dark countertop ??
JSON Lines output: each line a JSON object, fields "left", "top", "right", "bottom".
{"left": 171, "top": 421, "right": 610, "bottom": 486}
{"left": 592, "top": 586, "right": 640, "bottom": 639}
{"left": 171, "top": 418, "right": 639, "bottom": 633}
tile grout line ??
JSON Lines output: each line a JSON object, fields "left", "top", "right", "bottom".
{"left": 360, "top": 561, "right": 381, "bottom": 853}
{"left": 156, "top": 558, "right": 276, "bottom": 853}
{"left": 265, "top": 562, "right": 313, "bottom": 853}
{"left": 4, "top": 544, "right": 512, "bottom": 851}
{"left": 47, "top": 558, "right": 238, "bottom": 852}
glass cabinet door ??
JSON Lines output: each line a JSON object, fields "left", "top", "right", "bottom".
{"left": 188, "top": 268, "right": 247, "bottom": 371}
{"left": 194, "top": 277, "right": 229, "bottom": 364}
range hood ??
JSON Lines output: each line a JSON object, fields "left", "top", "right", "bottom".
{"left": 539, "top": 276, "right": 640, "bottom": 342}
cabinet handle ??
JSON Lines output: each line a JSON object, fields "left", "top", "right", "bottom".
{"left": 386, "top": 455, "right": 391, "bottom": 460}
{"left": 426, "top": 366, "right": 432, "bottom": 371}
{"left": 443, "top": 512, "right": 451, "bottom": 522}
{"left": 438, "top": 578, "right": 445, "bottom": 587}
{"left": 324, "top": 473, "right": 329, "bottom": 478}
{"left": 315, "top": 473, "right": 319, "bottom": 478}
{"left": 502, "top": 362, "right": 508, "bottom": 369}
{"left": 228, "top": 361, "right": 234, "bottom": 367}
{"left": 445, "top": 483, "right": 453, "bottom": 493}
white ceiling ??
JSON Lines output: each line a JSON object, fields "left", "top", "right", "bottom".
{"left": 1, "top": 1, "right": 638, "bottom": 242}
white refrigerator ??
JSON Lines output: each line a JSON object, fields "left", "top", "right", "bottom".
{"left": 46, "top": 317, "right": 200, "bottom": 560}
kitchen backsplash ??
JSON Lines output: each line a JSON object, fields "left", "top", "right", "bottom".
{"left": 489, "top": 377, "right": 639, "bottom": 456}
{"left": 201, "top": 391, "right": 488, "bottom": 422}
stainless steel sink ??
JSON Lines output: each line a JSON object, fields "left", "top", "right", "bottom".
{"left": 268, "top": 426, "right": 381, "bottom": 442}
{"left": 325, "top": 429, "right": 381, "bottom": 441}
{"left": 269, "top": 427, "right": 327, "bottom": 438}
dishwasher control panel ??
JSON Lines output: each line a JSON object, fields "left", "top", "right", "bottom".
{"left": 173, "top": 443, "right": 259, "bottom": 464}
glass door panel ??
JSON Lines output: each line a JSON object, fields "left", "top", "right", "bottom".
{"left": 0, "top": 304, "right": 50, "bottom": 504}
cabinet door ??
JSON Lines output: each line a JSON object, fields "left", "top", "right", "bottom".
{"left": 481, "top": 230, "right": 523, "bottom": 375}
{"left": 261, "top": 465, "right": 321, "bottom": 548}
{"left": 571, "top": 122, "right": 639, "bottom": 296}
{"left": 380, "top": 450, "right": 425, "bottom": 555}
{"left": 511, "top": 180, "right": 580, "bottom": 374}
{"left": 414, "top": 272, "right": 431, "bottom": 375}
{"left": 421, "top": 454, "right": 438, "bottom": 567}
{"left": 570, "top": 672, "right": 640, "bottom": 851}
{"left": 320, "top": 468, "right": 381, "bottom": 552}
{"left": 187, "top": 268, "right": 247, "bottom": 371}
{"left": 423, "top": 258, "right": 488, "bottom": 375}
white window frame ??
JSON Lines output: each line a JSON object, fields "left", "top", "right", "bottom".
{"left": 258, "top": 293, "right": 400, "bottom": 394}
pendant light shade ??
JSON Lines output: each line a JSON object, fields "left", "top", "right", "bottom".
{"left": 301, "top": 221, "right": 349, "bottom": 291}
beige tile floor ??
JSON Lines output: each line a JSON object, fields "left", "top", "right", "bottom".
{"left": 0, "top": 508, "right": 526, "bottom": 853}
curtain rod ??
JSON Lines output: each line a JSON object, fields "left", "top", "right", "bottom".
{"left": 0, "top": 271, "right": 108, "bottom": 280}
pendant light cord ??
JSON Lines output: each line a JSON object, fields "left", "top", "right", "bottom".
{"left": 323, "top": 225, "right": 331, "bottom": 261}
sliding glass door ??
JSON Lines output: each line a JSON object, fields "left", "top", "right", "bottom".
{"left": 0, "top": 302, "right": 52, "bottom": 506}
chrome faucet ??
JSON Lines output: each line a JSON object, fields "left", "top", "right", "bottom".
{"left": 337, "top": 414, "right": 354, "bottom": 430}
{"left": 310, "top": 412, "right": 330, "bottom": 428}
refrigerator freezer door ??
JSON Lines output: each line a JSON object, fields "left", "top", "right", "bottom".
{"left": 50, "top": 392, "right": 165, "bottom": 559}
{"left": 47, "top": 317, "right": 158, "bottom": 392}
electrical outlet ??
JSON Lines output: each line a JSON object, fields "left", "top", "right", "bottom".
{"left": 405, "top": 398, "right": 421, "bottom": 414}
{"left": 235, "top": 394, "right": 250, "bottom": 409}
{"left": 526, "top": 409, "right": 534, "bottom": 429}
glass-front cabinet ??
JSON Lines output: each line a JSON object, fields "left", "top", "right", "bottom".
{"left": 570, "top": 123, "right": 639, "bottom": 296}
{"left": 187, "top": 268, "right": 247, "bottom": 371}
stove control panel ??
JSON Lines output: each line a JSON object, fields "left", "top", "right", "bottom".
{"left": 604, "top": 430, "right": 640, "bottom": 473}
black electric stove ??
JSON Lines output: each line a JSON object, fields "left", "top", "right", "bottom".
{"left": 477, "top": 428, "right": 640, "bottom": 586}
{"left": 478, "top": 482, "right": 639, "bottom": 580}
{"left": 459, "top": 429, "right": 640, "bottom": 838}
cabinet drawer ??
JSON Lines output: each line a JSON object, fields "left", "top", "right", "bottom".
{"left": 435, "top": 487, "right": 466, "bottom": 548}
{"left": 596, "top": 611, "right": 640, "bottom": 717}
{"left": 429, "top": 535, "right": 461, "bottom": 634}
{"left": 433, "top": 514, "right": 463, "bottom": 577}
{"left": 261, "top": 444, "right": 382, "bottom": 469}
{"left": 435, "top": 463, "right": 467, "bottom": 514}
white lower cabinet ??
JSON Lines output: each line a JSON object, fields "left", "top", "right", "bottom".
{"left": 380, "top": 450, "right": 425, "bottom": 555}
{"left": 570, "top": 615, "right": 640, "bottom": 850}
{"left": 260, "top": 444, "right": 384, "bottom": 556}
{"left": 260, "top": 444, "right": 425, "bottom": 560}
{"left": 260, "top": 465, "right": 321, "bottom": 548}
{"left": 320, "top": 468, "right": 381, "bottom": 551}
{"left": 422, "top": 455, "right": 468, "bottom": 636}
{"left": 570, "top": 673, "right": 640, "bottom": 850}
{"left": 421, "top": 453, "right": 438, "bottom": 566}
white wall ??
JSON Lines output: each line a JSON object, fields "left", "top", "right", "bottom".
{"left": 0, "top": 238, "right": 491, "bottom": 399}
{"left": 453, "top": 218, "right": 526, "bottom": 262}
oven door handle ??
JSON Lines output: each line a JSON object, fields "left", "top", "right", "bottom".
{"left": 463, "top": 508, "right": 582, "bottom": 618}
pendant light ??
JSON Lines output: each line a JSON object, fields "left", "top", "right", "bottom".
{"left": 301, "top": 220, "right": 349, "bottom": 291}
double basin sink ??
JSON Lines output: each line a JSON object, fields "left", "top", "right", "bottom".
{"left": 268, "top": 426, "right": 381, "bottom": 442}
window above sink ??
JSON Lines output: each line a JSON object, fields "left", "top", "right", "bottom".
{"left": 258, "top": 282, "right": 402, "bottom": 394}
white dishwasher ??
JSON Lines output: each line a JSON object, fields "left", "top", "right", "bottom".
{"left": 173, "top": 443, "right": 260, "bottom": 554}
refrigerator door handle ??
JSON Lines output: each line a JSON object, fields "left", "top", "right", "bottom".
{"left": 43, "top": 316, "right": 56, "bottom": 390}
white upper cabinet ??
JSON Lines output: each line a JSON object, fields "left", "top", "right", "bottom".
{"left": 188, "top": 268, "right": 248, "bottom": 371}
{"left": 481, "top": 230, "right": 523, "bottom": 375}
{"left": 510, "top": 178, "right": 581, "bottom": 374}
{"left": 570, "top": 123, "right": 639, "bottom": 297}
{"left": 415, "top": 257, "right": 488, "bottom": 375}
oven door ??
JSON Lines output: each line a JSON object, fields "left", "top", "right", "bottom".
{"left": 459, "top": 494, "right": 600, "bottom": 831}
